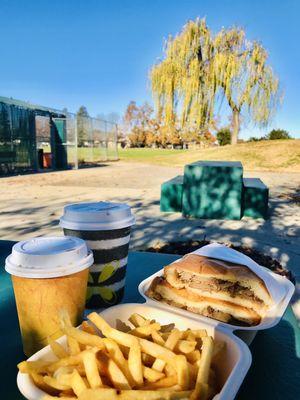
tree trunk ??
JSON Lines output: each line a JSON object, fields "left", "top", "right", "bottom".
{"left": 231, "top": 109, "right": 240, "bottom": 145}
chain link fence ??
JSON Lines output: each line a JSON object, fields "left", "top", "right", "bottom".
{"left": 0, "top": 97, "right": 118, "bottom": 175}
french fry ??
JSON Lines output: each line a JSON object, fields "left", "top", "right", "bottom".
{"left": 164, "top": 363, "right": 177, "bottom": 377}
{"left": 141, "top": 353, "right": 155, "bottom": 367}
{"left": 128, "top": 342, "right": 143, "bottom": 386}
{"left": 78, "top": 388, "right": 191, "bottom": 400}
{"left": 53, "top": 367, "right": 74, "bottom": 386}
{"left": 43, "top": 395, "right": 76, "bottom": 400}
{"left": 30, "top": 372, "right": 57, "bottom": 394}
{"left": 63, "top": 326, "right": 104, "bottom": 350}
{"left": 165, "top": 329, "right": 181, "bottom": 351}
{"left": 18, "top": 360, "right": 51, "bottom": 374}
{"left": 47, "top": 348, "right": 99, "bottom": 373}
{"left": 48, "top": 337, "right": 69, "bottom": 359}
{"left": 143, "top": 366, "right": 165, "bottom": 382}
{"left": 174, "top": 340, "right": 197, "bottom": 354}
{"left": 186, "top": 332, "right": 196, "bottom": 342}
{"left": 151, "top": 330, "right": 165, "bottom": 346}
{"left": 88, "top": 312, "right": 138, "bottom": 348}
{"left": 181, "top": 329, "right": 207, "bottom": 339}
{"left": 152, "top": 328, "right": 181, "bottom": 372}
{"left": 19, "top": 310, "right": 221, "bottom": 400}
{"left": 138, "top": 337, "right": 176, "bottom": 362}
{"left": 77, "top": 388, "right": 119, "bottom": 400}
{"left": 67, "top": 336, "right": 81, "bottom": 355}
{"left": 128, "top": 313, "right": 150, "bottom": 327}
{"left": 81, "top": 321, "right": 97, "bottom": 335}
{"left": 175, "top": 355, "right": 189, "bottom": 390}
{"left": 186, "top": 350, "right": 201, "bottom": 363}
{"left": 142, "top": 375, "right": 178, "bottom": 389}
{"left": 70, "top": 369, "right": 87, "bottom": 397}
{"left": 119, "top": 344, "right": 130, "bottom": 359}
{"left": 43, "top": 375, "right": 71, "bottom": 391}
{"left": 89, "top": 313, "right": 176, "bottom": 363}
{"left": 106, "top": 355, "right": 131, "bottom": 390}
{"left": 82, "top": 351, "right": 103, "bottom": 388}
{"left": 129, "top": 323, "right": 161, "bottom": 338}
{"left": 191, "top": 336, "right": 214, "bottom": 400}
{"left": 103, "top": 338, "right": 135, "bottom": 386}
{"left": 151, "top": 358, "right": 165, "bottom": 373}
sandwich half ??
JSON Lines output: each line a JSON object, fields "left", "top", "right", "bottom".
{"left": 146, "top": 254, "right": 272, "bottom": 326}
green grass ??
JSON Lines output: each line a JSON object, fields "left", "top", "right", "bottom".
{"left": 117, "top": 139, "right": 300, "bottom": 172}
{"left": 40, "top": 140, "right": 300, "bottom": 172}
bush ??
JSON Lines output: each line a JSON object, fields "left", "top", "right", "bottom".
{"left": 266, "top": 129, "right": 291, "bottom": 140}
{"left": 216, "top": 128, "right": 231, "bottom": 146}
{"left": 248, "top": 136, "right": 266, "bottom": 142}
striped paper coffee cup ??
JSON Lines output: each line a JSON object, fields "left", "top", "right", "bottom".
{"left": 60, "top": 202, "right": 135, "bottom": 309}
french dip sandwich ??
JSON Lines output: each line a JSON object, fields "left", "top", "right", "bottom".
{"left": 146, "top": 254, "right": 272, "bottom": 326}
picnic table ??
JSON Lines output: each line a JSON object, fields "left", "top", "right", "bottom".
{"left": 0, "top": 240, "right": 299, "bottom": 399}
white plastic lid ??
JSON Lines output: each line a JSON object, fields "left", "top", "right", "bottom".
{"left": 59, "top": 202, "right": 135, "bottom": 231}
{"left": 5, "top": 236, "right": 94, "bottom": 278}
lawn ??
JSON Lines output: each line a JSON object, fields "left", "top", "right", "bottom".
{"left": 117, "top": 139, "right": 300, "bottom": 172}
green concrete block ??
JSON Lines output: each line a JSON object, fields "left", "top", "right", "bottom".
{"left": 160, "top": 175, "right": 183, "bottom": 212}
{"left": 182, "top": 161, "right": 243, "bottom": 219}
{"left": 242, "top": 178, "right": 269, "bottom": 219}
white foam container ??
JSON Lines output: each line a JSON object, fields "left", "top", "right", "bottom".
{"left": 17, "top": 303, "right": 252, "bottom": 400}
{"left": 138, "top": 267, "right": 295, "bottom": 345}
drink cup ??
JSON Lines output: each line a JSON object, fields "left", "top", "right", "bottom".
{"left": 60, "top": 202, "right": 135, "bottom": 309}
{"left": 5, "top": 236, "right": 93, "bottom": 356}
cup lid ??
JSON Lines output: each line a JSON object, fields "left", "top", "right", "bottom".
{"left": 59, "top": 202, "right": 135, "bottom": 231}
{"left": 5, "top": 236, "right": 94, "bottom": 278}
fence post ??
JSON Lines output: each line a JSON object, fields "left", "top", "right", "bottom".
{"left": 74, "top": 115, "right": 79, "bottom": 169}
{"left": 115, "top": 123, "right": 119, "bottom": 160}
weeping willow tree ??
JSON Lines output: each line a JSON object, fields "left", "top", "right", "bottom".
{"left": 151, "top": 19, "right": 216, "bottom": 141}
{"left": 151, "top": 19, "right": 280, "bottom": 144}
{"left": 214, "top": 28, "right": 280, "bottom": 144}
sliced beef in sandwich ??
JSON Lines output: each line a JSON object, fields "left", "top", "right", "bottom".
{"left": 146, "top": 254, "right": 272, "bottom": 326}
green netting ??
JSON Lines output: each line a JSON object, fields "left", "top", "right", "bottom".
{"left": 0, "top": 102, "right": 36, "bottom": 173}
{"left": 0, "top": 98, "right": 119, "bottom": 175}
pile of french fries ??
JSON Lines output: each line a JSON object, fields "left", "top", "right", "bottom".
{"left": 18, "top": 311, "right": 225, "bottom": 400}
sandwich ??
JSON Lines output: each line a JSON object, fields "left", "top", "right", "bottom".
{"left": 146, "top": 254, "right": 272, "bottom": 326}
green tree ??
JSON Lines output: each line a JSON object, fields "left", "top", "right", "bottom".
{"left": 150, "top": 18, "right": 281, "bottom": 145}
{"left": 266, "top": 129, "right": 291, "bottom": 140}
{"left": 216, "top": 127, "right": 232, "bottom": 146}
{"left": 76, "top": 106, "right": 89, "bottom": 146}
{"left": 214, "top": 28, "right": 280, "bottom": 144}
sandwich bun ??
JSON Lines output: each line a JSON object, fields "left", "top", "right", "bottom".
{"left": 165, "top": 254, "right": 272, "bottom": 307}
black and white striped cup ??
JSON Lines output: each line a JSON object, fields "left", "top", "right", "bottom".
{"left": 60, "top": 202, "right": 135, "bottom": 309}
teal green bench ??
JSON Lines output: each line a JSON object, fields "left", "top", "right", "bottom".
{"left": 242, "top": 178, "right": 269, "bottom": 219}
{"left": 182, "top": 161, "right": 243, "bottom": 220}
{"left": 160, "top": 175, "right": 183, "bottom": 212}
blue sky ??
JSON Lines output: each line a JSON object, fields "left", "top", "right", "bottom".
{"left": 0, "top": 0, "right": 299, "bottom": 139}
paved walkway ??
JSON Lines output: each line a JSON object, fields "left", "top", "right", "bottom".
{"left": 1, "top": 162, "right": 299, "bottom": 315}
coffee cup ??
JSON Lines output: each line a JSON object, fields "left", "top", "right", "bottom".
{"left": 5, "top": 236, "right": 93, "bottom": 356}
{"left": 60, "top": 202, "right": 135, "bottom": 309}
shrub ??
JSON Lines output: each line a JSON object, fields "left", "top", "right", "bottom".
{"left": 216, "top": 128, "right": 231, "bottom": 146}
{"left": 266, "top": 129, "right": 291, "bottom": 140}
{"left": 248, "top": 136, "right": 266, "bottom": 142}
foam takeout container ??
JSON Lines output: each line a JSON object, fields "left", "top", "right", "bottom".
{"left": 138, "top": 265, "right": 295, "bottom": 345}
{"left": 17, "top": 303, "right": 252, "bottom": 400}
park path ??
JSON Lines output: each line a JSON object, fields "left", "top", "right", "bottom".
{"left": 1, "top": 162, "right": 299, "bottom": 287}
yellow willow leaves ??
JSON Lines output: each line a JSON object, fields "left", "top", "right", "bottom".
{"left": 150, "top": 18, "right": 281, "bottom": 131}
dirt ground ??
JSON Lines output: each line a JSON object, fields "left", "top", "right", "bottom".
{"left": 1, "top": 162, "right": 299, "bottom": 280}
